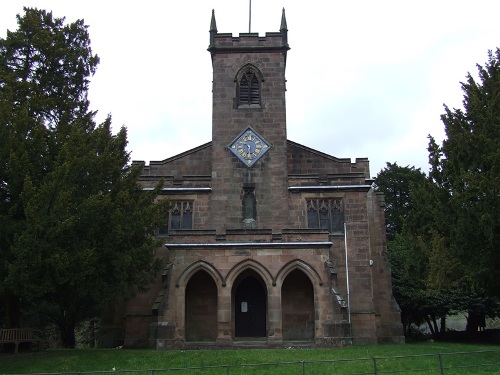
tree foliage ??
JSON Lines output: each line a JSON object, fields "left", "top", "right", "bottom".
{"left": 0, "top": 8, "right": 166, "bottom": 347}
{"left": 374, "top": 162, "right": 427, "bottom": 240}
{"left": 432, "top": 49, "right": 500, "bottom": 297}
{"left": 376, "top": 50, "right": 500, "bottom": 336}
{"left": 376, "top": 164, "right": 454, "bottom": 335}
{"left": 428, "top": 49, "right": 500, "bottom": 331}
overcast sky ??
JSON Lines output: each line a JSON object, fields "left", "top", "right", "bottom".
{"left": 2, "top": 1, "right": 499, "bottom": 177}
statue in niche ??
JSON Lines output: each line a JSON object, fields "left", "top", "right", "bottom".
{"left": 242, "top": 185, "right": 256, "bottom": 228}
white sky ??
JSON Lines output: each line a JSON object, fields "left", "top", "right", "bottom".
{"left": 2, "top": 1, "right": 499, "bottom": 177}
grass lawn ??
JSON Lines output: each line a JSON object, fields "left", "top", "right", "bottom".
{"left": 1, "top": 342, "right": 499, "bottom": 374}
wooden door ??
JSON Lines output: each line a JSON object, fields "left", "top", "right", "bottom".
{"left": 235, "top": 276, "right": 266, "bottom": 337}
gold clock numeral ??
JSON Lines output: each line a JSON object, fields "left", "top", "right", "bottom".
{"left": 237, "top": 148, "right": 248, "bottom": 158}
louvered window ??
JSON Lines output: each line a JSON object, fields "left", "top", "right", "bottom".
{"left": 306, "top": 199, "right": 344, "bottom": 234}
{"left": 158, "top": 201, "right": 193, "bottom": 235}
{"left": 238, "top": 71, "right": 260, "bottom": 107}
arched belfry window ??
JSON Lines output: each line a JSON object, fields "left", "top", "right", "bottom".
{"left": 236, "top": 65, "right": 263, "bottom": 108}
{"left": 239, "top": 72, "right": 260, "bottom": 105}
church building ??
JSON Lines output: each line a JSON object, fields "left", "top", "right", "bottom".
{"left": 109, "top": 9, "right": 403, "bottom": 349}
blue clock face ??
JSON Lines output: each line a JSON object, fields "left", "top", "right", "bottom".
{"left": 228, "top": 127, "right": 271, "bottom": 167}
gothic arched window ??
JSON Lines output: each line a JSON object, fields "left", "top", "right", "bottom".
{"left": 158, "top": 201, "right": 193, "bottom": 235}
{"left": 237, "top": 67, "right": 262, "bottom": 108}
{"left": 306, "top": 198, "right": 344, "bottom": 234}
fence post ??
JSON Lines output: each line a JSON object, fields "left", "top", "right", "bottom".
{"left": 438, "top": 353, "right": 445, "bottom": 375}
{"left": 302, "top": 360, "right": 305, "bottom": 375}
{"left": 373, "top": 357, "right": 378, "bottom": 375}
{"left": 226, "top": 365, "right": 230, "bottom": 375}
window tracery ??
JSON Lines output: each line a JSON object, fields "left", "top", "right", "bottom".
{"left": 306, "top": 198, "right": 344, "bottom": 234}
{"left": 236, "top": 66, "right": 262, "bottom": 108}
{"left": 159, "top": 201, "right": 193, "bottom": 234}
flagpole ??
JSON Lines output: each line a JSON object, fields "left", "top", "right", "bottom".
{"left": 249, "top": 0, "right": 252, "bottom": 33}
{"left": 344, "top": 222, "right": 351, "bottom": 327}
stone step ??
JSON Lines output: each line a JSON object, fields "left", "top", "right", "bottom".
{"left": 233, "top": 339, "right": 268, "bottom": 348}
{"left": 184, "top": 339, "right": 316, "bottom": 349}
{"left": 283, "top": 340, "right": 315, "bottom": 348}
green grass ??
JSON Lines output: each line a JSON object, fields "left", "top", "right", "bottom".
{"left": 1, "top": 342, "right": 499, "bottom": 375}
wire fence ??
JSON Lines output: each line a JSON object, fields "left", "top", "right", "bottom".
{"left": 4, "top": 350, "right": 500, "bottom": 375}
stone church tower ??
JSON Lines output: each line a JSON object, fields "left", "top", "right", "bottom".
{"left": 107, "top": 9, "right": 404, "bottom": 348}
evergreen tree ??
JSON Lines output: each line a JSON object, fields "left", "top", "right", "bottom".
{"left": 374, "top": 162, "right": 427, "bottom": 240}
{"left": 377, "top": 50, "right": 500, "bottom": 335}
{"left": 428, "top": 49, "right": 500, "bottom": 331}
{"left": 376, "top": 164, "right": 455, "bottom": 335}
{"left": 0, "top": 8, "right": 166, "bottom": 347}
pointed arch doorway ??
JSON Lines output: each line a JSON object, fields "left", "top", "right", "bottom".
{"left": 233, "top": 272, "right": 267, "bottom": 338}
{"left": 282, "top": 269, "right": 314, "bottom": 340}
{"left": 185, "top": 270, "right": 218, "bottom": 341}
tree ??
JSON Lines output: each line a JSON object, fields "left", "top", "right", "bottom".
{"left": 377, "top": 50, "right": 500, "bottom": 335}
{"left": 374, "top": 162, "right": 427, "bottom": 240}
{"left": 376, "top": 163, "right": 462, "bottom": 336}
{"left": 429, "top": 49, "right": 500, "bottom": 331}
{"left": 0, "top": 8, "right": 166, "bottom": 347}
{"left": 386, "top": 231, "right": 428, "bottom": 335}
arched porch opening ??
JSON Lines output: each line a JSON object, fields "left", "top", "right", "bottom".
{"left": 185, "top": 270, "right": 218, "bottom": 341}
{"left": 281, "top": 269, "right": 314, "bottom": 340}
{"left": 232, "top": 270, "right": 267, "bottom": 338}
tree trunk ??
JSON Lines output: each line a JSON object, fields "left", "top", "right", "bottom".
{"left": 425, "top": 316, "right": 435, "bottom": 335}
{"left": 439, "top": 316, "right": 446, "bottom": 334}
{"left": 431, "top": 315, "right": 439, "bottom": 335}
{"left": 58, "top": 320, "right": 77, "bottom": 348}
{"left": 466, "top": 311, "right": 484, "bottom": 333}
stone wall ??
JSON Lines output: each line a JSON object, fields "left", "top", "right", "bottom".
{"left": 108, "top": 15, "right": 404, "bottom": 349}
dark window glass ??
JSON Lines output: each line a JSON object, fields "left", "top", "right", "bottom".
{"left": 182, "top": 202, "right": 193, "bottom": 230}
{"left": 307, "top": 201, "right": 319, "bottom": 228}
{"left": 170, "top": 203, "right": 181, "bottom": 230}
{"left": 319, "top": 210, "right": 329, "bottom": 230}
{"left": 159, "top": 201, "right": 194, "bottom": 235}
{"left": 306, "top": 199, "right": 344, "bottom": 234}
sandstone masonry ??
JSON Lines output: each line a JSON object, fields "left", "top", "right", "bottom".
{"left": 104, "top": 9, "right": 404, "bottom": 349}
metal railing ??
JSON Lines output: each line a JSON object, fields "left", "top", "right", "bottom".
{"left": 4, "top": 350, "right": 499, "bottom": 375}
